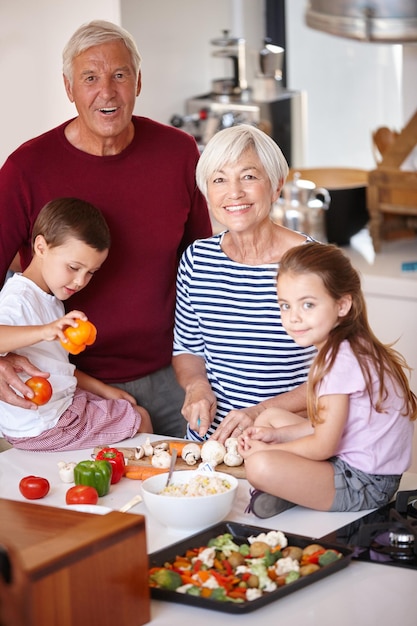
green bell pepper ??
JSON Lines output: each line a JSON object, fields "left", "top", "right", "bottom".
{"left": 74, "top": 460, "right": 112, "bottom": 497}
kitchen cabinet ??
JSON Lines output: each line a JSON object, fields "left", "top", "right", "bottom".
{"left": 343, "top": 234, "right": 417, "bottom": 471}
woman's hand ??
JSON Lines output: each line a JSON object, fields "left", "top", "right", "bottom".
{"left": 0, "top": 354, "right": 50, "bottom": 409}
{"left": 181, "top": 380, "right": 217, "bottom": 437}
{"left": 210, "top": 404, "right": 263, "bottom": 444}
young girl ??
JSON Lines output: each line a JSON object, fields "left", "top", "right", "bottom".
{"left": 238, "top": 242, "right": 416, "bottom": 518}
{"left": 0, "top": 197, "right": 152, "bottom": 451}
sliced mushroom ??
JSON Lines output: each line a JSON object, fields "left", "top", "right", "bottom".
{"left": 134, "top": 446, "right": 145, "bottom": 460}
{"left": 153, "top": 442, "right": 169, "bottom": 452}
{"left": 143, "top": 437, "right": 154, "bottom": 456}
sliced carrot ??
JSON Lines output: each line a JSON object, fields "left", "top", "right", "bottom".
{"left": 124, "top": 465, "right": 168, "bottom": 480}
{"left": 180, "top": 574, "right": 196, "bottom": 586}
{"left": 168, "top": 440, "right": 199, "bottom": 456}
{"left": 195, "top": 569, "right": 211, "bottom": 583}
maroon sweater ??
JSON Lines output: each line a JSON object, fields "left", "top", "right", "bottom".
{"left": 0, "top": 116, "right": 211, "bottom": 383}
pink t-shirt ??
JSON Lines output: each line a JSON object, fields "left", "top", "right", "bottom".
{"left": 318, "top": 341, "right": 414, "bottom": 474}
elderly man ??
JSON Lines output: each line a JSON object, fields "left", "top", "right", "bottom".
{"left": 0, "top": 20, "right": 211, "bottom": 437}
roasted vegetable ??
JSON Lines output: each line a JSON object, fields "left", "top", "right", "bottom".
{"left": 150, "top": 568, "right": 182, "bottom": 590}
{"left": 149, "top": 532, "right": 345, "bottom": 604}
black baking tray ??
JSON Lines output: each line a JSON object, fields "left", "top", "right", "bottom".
{"left": 149, "top": 521, "right": 354, "bottom": 613}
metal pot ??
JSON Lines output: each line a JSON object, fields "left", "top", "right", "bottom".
{"left": 286, "top": 168, "right": 369, "bottom": 245}
{"left": 278, "top": 172, "right": 331, "bottom": 241}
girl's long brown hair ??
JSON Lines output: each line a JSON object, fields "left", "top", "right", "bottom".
{"left": 278, "top": 242, "right": 417, "bottom": 425}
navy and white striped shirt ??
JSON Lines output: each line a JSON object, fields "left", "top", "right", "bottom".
{"left": 173, "top": 233, "right": 316, "bottom": 440}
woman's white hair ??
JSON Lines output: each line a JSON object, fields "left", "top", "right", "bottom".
{"left": 196, "top": 124, "right": 289, "bottom": 198}
{"left": 62, "top": 20, "right": 142, "bottom": 85}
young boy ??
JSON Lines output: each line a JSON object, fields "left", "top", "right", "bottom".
{"left": 0, "top": 197, "right": 152, "bottom": 451}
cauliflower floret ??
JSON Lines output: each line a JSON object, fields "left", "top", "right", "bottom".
{"left": 176, "top": 584, "right": 194, "bottom": 594}
{"left": 248, "top": 530, "right": 288, "bottom": 549}
{"left": 197, "top": 575, "right": 219, "bottom": 589}
{"left": 192, "top": 546, "right": 216, "bottom": 568}
{"left": 246, "top": 588, "right": 263, "bottom": 601}
{"left": 246, "top": 559, "right": 277, "bottom": 592}
{"left": 275, "top": 556, "right": 300, "bottom": 576}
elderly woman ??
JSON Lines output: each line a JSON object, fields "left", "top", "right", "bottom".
{"left": 172, "top": 124, "right": 316, "bottom": 444}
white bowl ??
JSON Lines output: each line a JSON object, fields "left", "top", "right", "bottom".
{"left": 141, "top": 469, "right": 238, "bottom": 533}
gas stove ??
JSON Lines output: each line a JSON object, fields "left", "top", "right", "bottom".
{"left": 321, "top": 489, "right": 417, "bottom": 570}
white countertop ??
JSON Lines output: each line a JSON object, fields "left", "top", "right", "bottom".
{"left": 1, "top": 432, "right": 417, "bottom": 625}
{"left": 344, "top": 230, "right": 417, "bottom": 298}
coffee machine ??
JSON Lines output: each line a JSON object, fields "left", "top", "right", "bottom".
{"left": 171, "top": 31, "right": 306, "bottom": 167}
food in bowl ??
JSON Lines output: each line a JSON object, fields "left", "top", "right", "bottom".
{"left": 141, "top": 470, "right": 238, "bottom": 532}
{"left": 160, "top": 474, "right": 233, "bottom": 497}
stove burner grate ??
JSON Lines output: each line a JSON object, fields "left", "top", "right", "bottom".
{"left": 320, "top": 488, "right": 417, "bottom": 569}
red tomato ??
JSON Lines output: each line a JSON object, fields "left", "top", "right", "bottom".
{"left": 19, "top": 475, "right": 50, "bottom": 500}
{"left": 25, "top": 376, "right": 53, "bottom": 405}
{"left": 66, "top": 485, "right": 99, "bottom": 505}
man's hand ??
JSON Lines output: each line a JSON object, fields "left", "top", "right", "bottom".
{"left": 0, "top": 354, "right": 50, "bottom": 409}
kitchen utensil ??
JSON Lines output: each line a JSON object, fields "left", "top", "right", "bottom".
{"left": 286, "top": 168, "right": 369, "bottom": 245}
{"left": 119, "top": 494, "right": 143, "bottom": 513}
{"left": 278, "top": 172, "right": 330, "bottom": 241}
{"left": 165, "top": 448, "right": 177, "bottom": 488}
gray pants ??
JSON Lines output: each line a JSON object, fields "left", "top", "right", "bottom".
{"left": 112, "top": 365, "right": 186, "bottom": 438}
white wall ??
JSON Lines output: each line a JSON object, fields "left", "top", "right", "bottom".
{"left": 285, "top": 0, "right": 417, "bottom": 168}
{"left": 1, "top": 0, "right": 416, "bottom": 170}
{"left": 121, "top": 0, "right": 265, "bottom": 125}
{"left": 0, "top": 0, "right": 120, "bottom": 166}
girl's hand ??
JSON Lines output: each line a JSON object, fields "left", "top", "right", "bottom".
{"left": 237, "top": 436, "right": 270, "bottom": 458}
{"left": 240, "top": 425, "right": 279, "bottom": 443}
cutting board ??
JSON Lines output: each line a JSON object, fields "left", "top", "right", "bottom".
{"left": 94, "top": 440, "right": 246, "bottom": 479}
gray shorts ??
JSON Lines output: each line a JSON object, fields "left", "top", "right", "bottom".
{"left": 112, "top": 365, "right": 186, "bottom": 438}
{"left": 329, "top": 456, "right": 401, "bottom": 512}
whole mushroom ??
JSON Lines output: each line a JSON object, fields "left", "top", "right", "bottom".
{"left": 200, "top": 440, "right": 226, "bottom": 467}
{"left": 151, "top": 450, "right": 172, "bottom": 469}
{"left": 223, "top": 437, "right": 243, "bottom": 467}
{"left": 181, "top": 443, "right": 202, "bottom": 466}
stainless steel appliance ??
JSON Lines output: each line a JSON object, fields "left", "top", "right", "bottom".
{"left": 321, "top": 488, "right": 417, "bottom": 570}
{"left": 305, "top": 0, "right": 417, "bottom": 43}
{"left": 171, "top": 31, "right": 306, "bottom": 167}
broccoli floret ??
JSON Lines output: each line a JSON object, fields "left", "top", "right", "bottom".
{"left": 318, "top": 549, "right": 342, "bottom": 567}
{"left": 285, "top": 570, "right": 300, "bottom": 584}
{"left": 207, "top": 533, "right": 240, "bottom": 556}
{"left": 150, "top": 568, "right": 183, "bottom": 590}
{"left": 186, "top": 585, "right": 202, "bottom": 596}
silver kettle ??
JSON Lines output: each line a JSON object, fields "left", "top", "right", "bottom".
{"left": 277, "top": 172, "right": 331, "bottom": 241}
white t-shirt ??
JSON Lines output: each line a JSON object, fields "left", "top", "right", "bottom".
{"left": 0, "top": 274, "right": 76, "bottom": 437}
{"left": 318, "top": 341, "right": 414, "bottom": 474}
